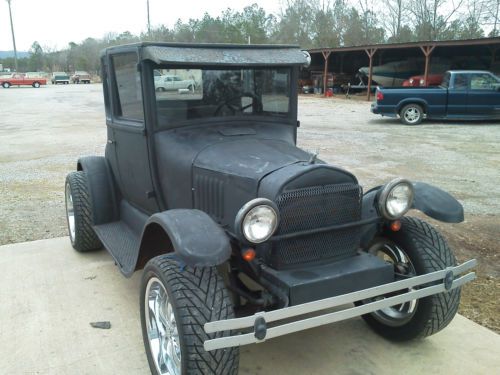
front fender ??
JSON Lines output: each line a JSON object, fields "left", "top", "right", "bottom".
{"left": 412, "top": 182, "right": 464, "bottom": 223}
{"left": 140, "top": 209, "right": 231, "bottom": 267}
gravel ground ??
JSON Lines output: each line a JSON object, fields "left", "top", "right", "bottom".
{"left": 0, "top": 85, "right": 498, "bottom": 333}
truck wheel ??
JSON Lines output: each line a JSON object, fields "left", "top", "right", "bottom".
{"left": 141, "top": 256, "right": 239, "bottom": 375}
{"left": 2, "top": 82, "right": 10, "bottom": 88}
{"left": 32, "top": 82, "right": 41, "bottom": 88}
{"left": 65, "top": 171, "right": 102, "bottom": 252}
{"left": 360, "top": 217, "right": 460, "bottom": 341}
{"left": 399, "top": 104, "right": 423, "bottom": 125}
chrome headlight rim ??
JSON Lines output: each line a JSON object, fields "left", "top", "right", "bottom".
{"left": 378, "top": 178, "right": 414, "bottom": 220}
{"left": 235, "top": 198, "right": 280, "bottom": 244}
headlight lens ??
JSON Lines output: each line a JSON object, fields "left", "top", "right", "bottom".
{"left": 242, "top": 205, "right": 278, "bottom": 243}
{"left": 379, "top": 179, "right": 414, "bottom": 219}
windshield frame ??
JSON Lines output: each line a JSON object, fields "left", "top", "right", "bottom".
{"left": 149, "top": 63, "right": 298, "bottom": 130}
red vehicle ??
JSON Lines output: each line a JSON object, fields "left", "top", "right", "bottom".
{"left": 0, "top": 73, "right": 47, "bottom": 88}
{"left": 402, "top": 74, "right": 443, "bottom": 87}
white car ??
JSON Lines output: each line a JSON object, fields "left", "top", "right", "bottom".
{"left": 155, "top": 74, "right": 195, "bottom": 92}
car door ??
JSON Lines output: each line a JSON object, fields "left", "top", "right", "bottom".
{"left": 107, "top": 51, "right": 159, "bottom": 214}
{"left": 446, "top": 73, "right": 469, "bottom": 118}
{"left": 466, "top": 72, "right": 500, "bottom": 118}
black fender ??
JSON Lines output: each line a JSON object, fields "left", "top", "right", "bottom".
{"left": 138, "top": 209, "right": 231, "bottom": 268}
{"left": 412, "top": 182, "right": 464, "bottom": 223}
{"left": 77, "top": 156, "right": 118, "bottom": 225}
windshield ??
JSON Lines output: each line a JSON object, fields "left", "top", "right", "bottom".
{"left": 153, "top": 67, "right": 291, "bottom": 127}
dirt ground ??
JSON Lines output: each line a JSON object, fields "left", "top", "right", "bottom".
{"left": 0, "top": 86, "right": 498, "bottom": 333}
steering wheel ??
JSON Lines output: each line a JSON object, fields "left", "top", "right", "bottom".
{"left": 214, "top": 92, "right": 263, "bottom": 116}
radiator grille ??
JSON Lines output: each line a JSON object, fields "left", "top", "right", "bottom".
{"left": 193, "top": 173, "right": 224, "bottom": 222}
{"left": 268, "top": 183, "right": 362, "bottom": 269}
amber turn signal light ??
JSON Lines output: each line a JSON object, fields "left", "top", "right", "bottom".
{"left": 390, "top": 220, "right": 402, "bottom": 232}
{"left": 241, "top": 248, "right": 256, "bottom": 262}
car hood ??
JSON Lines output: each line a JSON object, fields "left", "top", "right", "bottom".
{"left": 193, "top": 138, "right": 310, "bottom": 180}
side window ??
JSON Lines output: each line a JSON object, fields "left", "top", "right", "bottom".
{"left": 470, "top": 74, "right": 497, "bottom": 90}
{"left": 453, "top": 74, "right": 468, "bottom": 90}
{"left": 112, "top": 53, "right": 144, "bottom": 122}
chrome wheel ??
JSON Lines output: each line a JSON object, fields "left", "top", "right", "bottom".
{"left": 65, "top": 183, "right": 75, "bottom": 243}
{"left": 368, "top": 240, "right": 418, "bottom": 327}
{"left": 145, "top": 277, "right": 182, "bottom": 375}
{"left": 403, "top": 107, "right": 421, "bottom": 124}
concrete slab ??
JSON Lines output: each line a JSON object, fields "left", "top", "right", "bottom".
{"left": 1, "top": 238, "right": 498, "bottom": 375}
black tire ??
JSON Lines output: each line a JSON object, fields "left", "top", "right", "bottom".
{"left": 65, "top": 171, "right": 102, "bottom": 252}
{"left": 188, "top": 84, "right": 194, "bottom": 91}
{"left": 141, "top": 256, "right": 239, "bottom": 375}
{"left": 32, "top": 82, "right": 41, "bottom": 88}
{"left": 2, "top": 82, "right": 10, "bottom": 88}
{"left": 361, "top": 217, "right": 460, "bottom": 341}
{"left": 399, "top": 103, "right": 423, "bottom": 125}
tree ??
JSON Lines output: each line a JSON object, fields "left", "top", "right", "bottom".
{"left": 273, "top": 0, "right": 317, "bottom": 47}
{"left": 28, "top": 41, "right": 44, "bottom": 71}
{"left": 409, "top": 0, "right": 465, "bottom": 40}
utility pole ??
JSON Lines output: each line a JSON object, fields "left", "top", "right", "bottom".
{"left": 6, "top": 0, "right": 18, "bottom": 72}
{"left": 147, "top": 0, "right": 151, "bottom": 36}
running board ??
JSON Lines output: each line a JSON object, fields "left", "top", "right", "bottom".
{"left": 204, "top": 259, "right": 476, "bottom": 351}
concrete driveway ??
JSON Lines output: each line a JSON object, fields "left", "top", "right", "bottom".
{"left": 1, "top": 237, "right": 498, "bottom": 375}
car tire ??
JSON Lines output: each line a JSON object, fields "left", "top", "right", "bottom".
{"left": 65, "top": 171, "right": 102, "bottom": 252}
{"left": 32, "top": 82, "right": 41, "bottom": 88}
{"left": 141, "top": 255, "right": 239, "bottom": 375}
{"left": 360, "top": 216, "right": 460, "bottom": 341}
{"left": 399, "top": 104, "right": 423, "bottom": 125}
{"left": 188, "top": 84, "right": 194, "bottom": 91}
{"left": 2, "top": 82, "right": 10, "bottom": 88}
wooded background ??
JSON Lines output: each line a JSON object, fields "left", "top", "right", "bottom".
{"left": 1, "top": 0, "right": 499, "bottom": 73}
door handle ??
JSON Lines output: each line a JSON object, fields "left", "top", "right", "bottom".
{"left": 107, "top": 139, "right": 115, "bottom": 144}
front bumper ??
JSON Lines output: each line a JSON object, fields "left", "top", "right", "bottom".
{"left": 204, "top": 259, "right": 476, "bottom": 351}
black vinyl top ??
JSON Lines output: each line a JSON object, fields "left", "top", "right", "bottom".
{"left": 104, "top": 42, "right": 309, "bottom": 66}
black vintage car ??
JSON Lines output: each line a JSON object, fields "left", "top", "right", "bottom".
{"left": 64, "top": 43, "right": 476, "bottom": 375}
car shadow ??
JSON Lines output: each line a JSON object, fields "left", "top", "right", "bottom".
{"left": 368, "top": 118, "right": 500, "bottom": 127}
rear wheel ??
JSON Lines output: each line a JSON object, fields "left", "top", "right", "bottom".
{"left": 360, "top": 217, "right": 460, "bottom": 341}
{"left": 400, "top": 104, "right": 423, "bottom": 125}
{"left": 141, "top": 256, "right": 239, "bottom": 374}
{"left": 2, "top": 82, "right": 10, "bottom": 88}
{"left": 32, "top": 82, "right": 41, "bottom": 88}
{"left": 65, "top": 171, "right": 102, "bottom": 252}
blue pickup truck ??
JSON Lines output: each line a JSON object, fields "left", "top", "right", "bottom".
{"left": 371, "top": 70, "right": 500, "bottom": 125}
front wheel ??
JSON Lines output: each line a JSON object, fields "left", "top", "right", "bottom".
{"left": 65, "top": 171, "right": 102, "bottom": 252}
{"left": 141, "top": 256, "right": 239, "bottom": 374}
{"left": 32, "top": 82, "right": 41, "bottom": 88}
{"left": 360, "top": 217, "right": 460, "bottom": 341}
{"left": 2, "top": 82, "right": 10, "bottom": 88}
{"left": 399, "top": 103, "right": 423, "bottom": 125}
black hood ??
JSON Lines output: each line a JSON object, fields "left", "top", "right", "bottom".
{"left": 194, "top": 138, "right": 310, "bottom": 180}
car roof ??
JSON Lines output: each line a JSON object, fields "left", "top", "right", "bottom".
{"left": 102, "top": 42, "right": 309, "bottom": 67}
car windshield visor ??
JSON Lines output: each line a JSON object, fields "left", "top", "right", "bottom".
{"left": 153, "top": 66, "right": 291, "bottom": 127}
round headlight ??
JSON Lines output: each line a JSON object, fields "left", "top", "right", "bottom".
{"left": 236, "top": 199, "right": 279, "bottom": 244}
{"left": 379, "top": 179, "right": 414, "bottom": 220}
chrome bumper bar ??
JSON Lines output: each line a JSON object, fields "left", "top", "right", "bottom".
{"left": 204, "top": 259, "right": 476, "bottom": 351}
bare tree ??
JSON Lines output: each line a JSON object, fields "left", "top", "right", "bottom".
{"left": 485, "top": 0, "right": 499, "bottom": 36}
{"left": 409, "top": 0, "right": 465, "bottom": 40}
{"left": 379, "top": 0, "right": 412, "bottom": 41}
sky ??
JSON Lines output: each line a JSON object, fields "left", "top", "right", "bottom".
{"left": 0, "top": 0, "right": 283, "bottom": 52}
